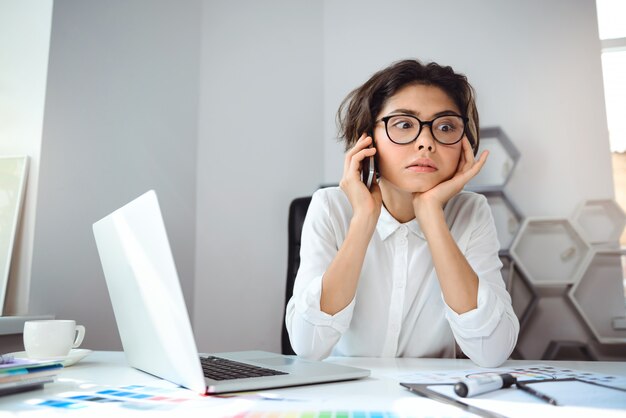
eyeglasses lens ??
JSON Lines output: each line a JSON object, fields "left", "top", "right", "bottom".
{"left": 386, "top": 115, "right": 465, "bottom": 144}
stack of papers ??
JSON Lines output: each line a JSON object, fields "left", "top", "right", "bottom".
{"left": 397, "top": 364, "right": 626, "bottom": 416}
{"left": 0, "top": 357, "right": 63, "bottom": 396}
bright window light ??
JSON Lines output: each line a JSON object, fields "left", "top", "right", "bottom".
{"left": 601, "top": 50, "right": 626, "bottom": 152}
{"left": 596, "top": 0, "right": 626, "bottom": 40}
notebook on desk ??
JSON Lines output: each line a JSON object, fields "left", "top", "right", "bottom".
{"left": 92, "top": 190, "right": 369, "bottom": 394}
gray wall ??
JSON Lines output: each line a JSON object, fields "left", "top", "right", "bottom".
{"left": 29, "top": 0, "right": 202, "bottom": 350}
{"left": 193, "top": 0, "right": 324, "bottom": 352}
{"left": 20, "top": 0, "right": 617, "bottom": 356}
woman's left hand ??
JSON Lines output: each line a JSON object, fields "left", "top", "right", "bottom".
{"left": 412, "top": 137, "right": 488, "bottom": 221}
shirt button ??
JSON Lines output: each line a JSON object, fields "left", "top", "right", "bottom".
{"left": 399, "top": 225, "right": 408, "bottom": 235}
{"left": 398, "top": 237, "right": 407, "bottom": 245}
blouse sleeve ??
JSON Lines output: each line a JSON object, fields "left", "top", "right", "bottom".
{"left": 443, "top": 195, "right": 520, "bottom": 367}
{"left": 285, "top": 189, "right": 356, "bottom": 360}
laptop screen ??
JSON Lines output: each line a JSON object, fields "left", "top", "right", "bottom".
{"left": 93, "top": 190, "right": 206, "bottom": 393}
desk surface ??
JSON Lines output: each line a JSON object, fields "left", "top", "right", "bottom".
{"left": 1, "top": 352, "right": 625, "bottom": 417}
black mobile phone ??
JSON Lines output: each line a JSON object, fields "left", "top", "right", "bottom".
{"left": 361, "top": 152, "right": 375, "bottom": 189}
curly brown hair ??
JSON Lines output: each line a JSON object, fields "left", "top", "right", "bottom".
{"left": 336, "top": 59, "right": 480, "bottom": 155}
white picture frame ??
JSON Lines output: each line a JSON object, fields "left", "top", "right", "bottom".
{"left": 0, "top": 156, "right": 29, "bottom": 313}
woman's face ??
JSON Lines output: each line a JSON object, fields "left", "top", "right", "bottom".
{"left": 373, "top": 83, "right": 464, "bottom": 194}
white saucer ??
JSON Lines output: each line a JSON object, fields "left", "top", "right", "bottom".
{"left": 9, "top": 349, "right": 93, "bottom": 367}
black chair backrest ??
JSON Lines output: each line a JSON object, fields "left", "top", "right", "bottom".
{"left": 282, "top": 196, "right": 312, "bottom": 355}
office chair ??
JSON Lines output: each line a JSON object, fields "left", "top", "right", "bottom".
{"left": 282, "top": 196, "right": 312, "bottom": 355}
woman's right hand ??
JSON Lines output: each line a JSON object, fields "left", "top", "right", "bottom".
{"left": 339, "top": 134, "right": 382, "bottom": 229}
{"left": 320, "top": 134, "right": 382, "bottom": 315}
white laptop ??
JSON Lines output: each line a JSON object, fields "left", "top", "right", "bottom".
{"left": 92, "top": 190, "right": 369, "bottom": 394}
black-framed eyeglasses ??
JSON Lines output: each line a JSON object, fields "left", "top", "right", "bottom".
{"left": 377, "top": 114, "right": 468, "bottom": 145}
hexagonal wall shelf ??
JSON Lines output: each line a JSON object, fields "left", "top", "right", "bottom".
{"left": 572, "top": 199, "right": 626, "bottom": 245}
{"left": 510, "top": 218, "right": 592, "bottom": 286}
{"left": 500, "top": 253, "right": 537, "bottom": 330}
{"left": 508, "top": 260, "right": 538, "bottom": 330}
{"left": 466, "top": 127, "right": 520, "bottom": 192}
{"left": 514, "top": 286, "right": 593, "bottom": 360}
{"left": 568, "top": 249, "right": 626, "bottom": 344}
{"left": 482, "top": 190, "right": 522, "bottom": 252}
{"left": 542, "top": 340, "right": 598, "bottom": 361}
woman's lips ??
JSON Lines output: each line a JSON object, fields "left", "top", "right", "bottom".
{"left": 406, "top": 158, "right": 437, "bottom": 173}
{"left": 407, "top": 165, "right": 437, "bottom": 173}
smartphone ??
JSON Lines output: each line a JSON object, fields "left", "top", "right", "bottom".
{"left": 361, "top": 153, "right": 375, "bottom": 189}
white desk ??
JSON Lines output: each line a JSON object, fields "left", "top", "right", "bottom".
{"left": 0, "top": 352, "right": 625, "bottom": 417}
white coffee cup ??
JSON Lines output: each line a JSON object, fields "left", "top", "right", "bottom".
{"left": 23, "top": 320, "right": 86, "bottom": 359}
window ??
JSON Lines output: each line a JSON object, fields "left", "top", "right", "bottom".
{"left": 596, "top": 0, "right": 626, "bottom": 240}
{"left": 596, "top": 0, "right": 626, "bottom": 299}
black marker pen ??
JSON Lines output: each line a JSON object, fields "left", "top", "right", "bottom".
{"left": 454, "top": 373, "right": 516, "bottom": 397}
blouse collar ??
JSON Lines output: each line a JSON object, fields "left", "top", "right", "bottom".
{"left": 376, "top": 204, "right": 425, "bottom": 240}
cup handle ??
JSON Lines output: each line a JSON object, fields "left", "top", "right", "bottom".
{"left": 73, "top": 325, "right": 85, "bottom": 348}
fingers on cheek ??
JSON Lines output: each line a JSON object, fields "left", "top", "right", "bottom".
{"left": 458, "top": 151, "right": 467, "bottom": 166}
{"left": 463, "top": 157, "right": 473, "bottom": 172}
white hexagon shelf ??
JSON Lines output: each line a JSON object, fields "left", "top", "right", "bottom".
{"left": 572, "top": 199, "right": 626, "bottom": 245}
{"left": 500, "top": 253, "right": 537, "bottom": 329}
{"left": 514, "top": 286, "right": 592, "bottom": 360}
{"left": 568, "top": 249, "right": 626, "bottom": 344}
{"left": 542, "top": 340, "right": 598, "bottom": 361}
{"left": 508, "top": 260, "right": 538, "bottom": 329}
{"left": 466, "top": 127, "right": 520, "bottom": 192}
{"left": 510, "top": 217, "right": 592, "bottom": 286}
{"left": 482, "top": 190, "right": 522, "bottom": 252}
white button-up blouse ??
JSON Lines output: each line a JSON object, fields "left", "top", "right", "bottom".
{"left": 285, "top": 187, "right": 519, "bottom": 367}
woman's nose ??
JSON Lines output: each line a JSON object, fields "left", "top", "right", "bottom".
{"left": 414, "top": 126, "right": 436, "bottom": 152}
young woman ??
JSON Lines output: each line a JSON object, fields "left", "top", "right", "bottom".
{"left": 285, "top": 59, "right": 519, "bottom": 367}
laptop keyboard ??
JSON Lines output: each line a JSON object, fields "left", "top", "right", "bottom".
{"left": 200, "top": 356, "right": 288, "bottom": 381}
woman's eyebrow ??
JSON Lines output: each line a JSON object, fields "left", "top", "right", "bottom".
{"left": 386, "top": 109, "right": 461, "bottom": 117}
{"left": 432, "top": 110, "right": 462, "bottom": 117}
{"left": 386, "top": 108, "right": 418, "bottom": 116}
